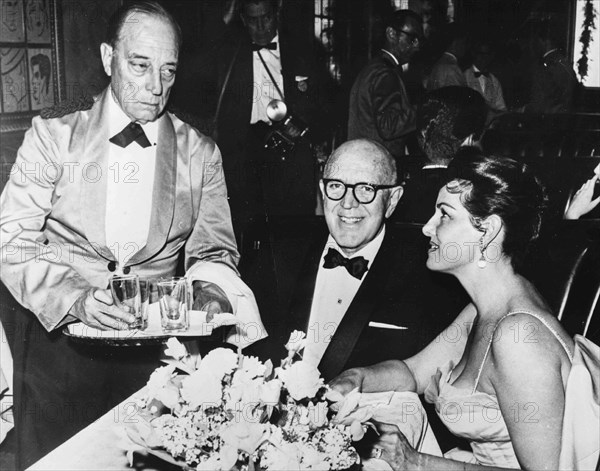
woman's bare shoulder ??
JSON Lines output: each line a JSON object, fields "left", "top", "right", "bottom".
{"left": 493, "top": 308, "right": 574, "bottom": 360}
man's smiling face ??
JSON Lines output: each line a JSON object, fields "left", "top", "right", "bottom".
{"left": 320, "top": 140, "right": 402, "bottom": 256}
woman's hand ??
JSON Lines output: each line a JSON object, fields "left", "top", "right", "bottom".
{"left": 565, "top": 173, "right": 600, "bottom": 220}
{"left": 328, "top": 368, "right": 364, "bottom": 396}
{"left": 371, "top": 421, "right": 419, "bottom": 470}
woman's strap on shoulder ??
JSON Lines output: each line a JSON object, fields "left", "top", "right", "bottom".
{"left": 499, "top": 310, "right": 573, "bottom": 361}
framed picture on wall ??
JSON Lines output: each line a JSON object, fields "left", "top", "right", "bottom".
{"left": 0, "top": 0, "right": 64, "bottom": 131}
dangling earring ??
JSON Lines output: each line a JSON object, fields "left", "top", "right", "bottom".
{"left": 477, "top": 238, "right": 487, "bottom": 269}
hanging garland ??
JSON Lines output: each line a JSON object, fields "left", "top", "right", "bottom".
{"left": 577, "top": 0, "right": 597, "bottom": 80}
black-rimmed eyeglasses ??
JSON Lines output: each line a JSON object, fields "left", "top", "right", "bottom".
{"left": 322, "top": 179, "right": 396, "bottom": 204}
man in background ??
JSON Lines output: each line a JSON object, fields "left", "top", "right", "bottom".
{"left": 524, "top": 20, "right": 579, "bottom": 113}
{"left": 393, "top": 86, "right": 486, "bottom": 224}
{"left": 175, "top": 0, "right": 334, "bottom": 238}
{"left": 464, "top": 37, "right": 506, "bottom": 119}
{"left": 347, "top": 10, "right": 423, "bottom": 158}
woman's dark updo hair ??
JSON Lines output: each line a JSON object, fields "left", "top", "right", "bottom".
{"left": 446, "top": 149, "right": 548, "bottom": 269}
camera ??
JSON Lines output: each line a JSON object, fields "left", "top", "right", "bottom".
{"left": 264, "top": 100, "right": 309, "bottom": 156}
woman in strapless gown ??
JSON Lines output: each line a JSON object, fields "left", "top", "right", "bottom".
{"left": 330, "top": 150, "right": 580, "bottom": 470}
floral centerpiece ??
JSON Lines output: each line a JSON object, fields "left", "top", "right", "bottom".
{"left": 123, "top": 332, "right": 366, "bottom": 470}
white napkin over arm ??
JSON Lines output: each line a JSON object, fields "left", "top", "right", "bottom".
{"left": 185, "top": 261, "right": 268, "bottom": 349}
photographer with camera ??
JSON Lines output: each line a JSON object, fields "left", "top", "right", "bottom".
{"left": 185, "top": 0, "right": 335, "bottom": 237}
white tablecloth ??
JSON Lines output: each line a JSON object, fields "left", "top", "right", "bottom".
{"left": 29, "top": 388, "right": 441, "bottom": 470}
{"left": 28, "top": 390, "right": 145, "bottom": 471}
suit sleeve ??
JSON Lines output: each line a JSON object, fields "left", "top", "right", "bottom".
{"left": 370, "top": 68, "right": 416, "bottom": 141}
{"left": 0, "top": 118, "right": 92, "bottom": 331}
{"left": 184, "top": 135, "right": 240, "bottom": 273}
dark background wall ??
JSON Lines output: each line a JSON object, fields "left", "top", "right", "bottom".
{"left": 60, "top": 0, "right": 119, "bottom": 100}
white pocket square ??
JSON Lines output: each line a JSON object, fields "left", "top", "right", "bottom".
{"left": 368, "top": 321, "right": 408, "bottom": 330}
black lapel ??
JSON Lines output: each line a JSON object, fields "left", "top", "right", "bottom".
{"left": 318, "top": 230, "right": 397, "bottom": 380}
{"left": 285, "top": 233, "right": 328, "bottom": 337}
{"left": 278, "top": 32, "right": 293, "bottom": 99}
{"left": 379, "top": 52, "right": 404, "bottom": 89}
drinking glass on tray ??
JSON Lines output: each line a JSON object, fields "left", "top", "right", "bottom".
{"left": 157, "top": 277, "right": 189, "bottom": 332}
{"left": 110, "top": 274, "right": 143, "bottom": 329}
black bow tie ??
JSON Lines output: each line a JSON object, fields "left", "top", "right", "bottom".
{"left": 109, "top": 122, "right": 152, "bottom": 148}
{"left": 323, "top": 247, "right": 369, "bottom": 280}
{"left": 252, "top": 42, "right": 277, "bottom": 51}
{"left": 474, "top": 70, "right": 489, "bottom": 78}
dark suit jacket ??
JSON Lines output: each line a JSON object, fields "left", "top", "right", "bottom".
{"left": 245, "top": 218, "right": 468, "bottom": 381}
{"left": 347, "top": 52, "right": 416, "bottom": 158}
{"left": 526, "top": 49, "right": 579, "bottom": 114}
{"left": 214, "top": 27, "right": 332, "bottom": 146}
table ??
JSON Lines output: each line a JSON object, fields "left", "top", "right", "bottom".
{"left": 27, "top": 389, "right": 154, "bottom": 471}
{"left": 28, "top": 389, "right": 441, "bottom": 470}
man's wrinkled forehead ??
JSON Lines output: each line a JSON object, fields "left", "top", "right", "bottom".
{"left": 119, "top": 36, "right": 179, "bottom": 61}
{"left": 325, "top": 152, "right": 390, "bottom": 182}
{"left": 115, "top": 14, "right": 178, "bottom": 54}
{"left": 243, "top": 0, "right": 275, "bottom": 17}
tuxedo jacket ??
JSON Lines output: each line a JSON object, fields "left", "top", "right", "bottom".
{"left": 222, "top": 25, "right": 335, "bottom": 214}
{"left": 214, "top": 26, "right": 332, "bottom": 149}
{"left": 246, "top": 219, "right": 468, "bottom": 381}
{"left": 0, "top": 87, "right": 239, "bottom": 331}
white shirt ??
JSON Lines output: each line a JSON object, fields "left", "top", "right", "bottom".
{"left": 381, "top": 49, "right": 399, "bottom": 66}
{"left": 422, "top": 163, "right": 447, "bottom": 170}
{"left": 464, "top": 65, "right": 507, "bottom": 112}
{"left": 303, "top": 226, "right": 386, "bottom": 366}
{"left": 105, "top": 93, "right": 158, "bottom": 271}
{"left": 250, "top": 35, "right": 284, "bottom": 124}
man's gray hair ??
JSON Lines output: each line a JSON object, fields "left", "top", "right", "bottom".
{"left": 106, "top": 1, "right": 182, "bottom": 49}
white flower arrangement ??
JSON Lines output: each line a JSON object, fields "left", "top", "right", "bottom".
{"left": 124, "top": 332, "right": 364, "bottom": 470}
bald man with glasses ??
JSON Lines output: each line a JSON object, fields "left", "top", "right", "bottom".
{"left": 348, "top": 10, "right": 423, "bottom": 158}
{"left": 246, "top": 139, "right": 467, "bottom": 381}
